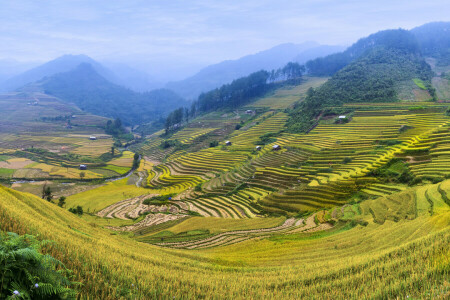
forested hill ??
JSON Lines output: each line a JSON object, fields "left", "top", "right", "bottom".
{"left": 286, "top": 29, "right": 435, "bottom": 133}
{"left": 33, "top": 63, "right": 185, "bottom": 125}
{"left": 411, "top": 21, "right": 450, "bottom": 66}
{"left": 306, "top": 29, "right": 423, "bottom": 76}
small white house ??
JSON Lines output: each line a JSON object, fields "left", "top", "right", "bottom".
{"left": 338, "top": 115, "right": 347, "bottom": 119}
{"left": 79, "top": 164, "right": 87, "bottom": 170}
{"left": 245, "top": 110, "right": 253, "bottom": 114}
{"left": 272, "top": 144, "right": 281, "bottom": 151}
{"left": 225, "top": 141, "right": 232, "bottom": 146}
{"left": 255, "top": 146, "right": 262, "bottom": 151}
{"left": 89, "top": 136, "right": 97, "bottom": 140}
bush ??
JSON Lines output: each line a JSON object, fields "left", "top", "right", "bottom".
{"left": 209, "top": 141, "right": 219, "bottom": 148}
{"left": 160, "top": 140, "right": 181, "bottom": 149}
{"left": 143, "top": 194, "right": 176, "bottom": 206}
{"left": 255, "top": 133, "right": 278, "bottom": 145}
{"left": 235, "top": 124, "right": 242, "bottom": 130}
{"left": 431, "top": 177, "right": 444, "bottom": 184}
{"left": 68, "top": 206, "right": 83, "bottom": 215}
{"left": 342, "top": 157, "right": 352, "bottom": 164}
{"left": 0, "top": 232, "right": 77, "bottom": 299}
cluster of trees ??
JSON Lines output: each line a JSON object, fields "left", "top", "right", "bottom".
{"left": 105, "top": 118, "right": 126, "bottom": 136}
{"left": 195, "top": 70, "right": 270, "bottom": 113}
{"left": 164, "top": 108, "right": 189, "bottom": 133}
{"left": 41, "top": 184, "right": 68, "bottom": 208}
{"left": 68, "top": 206, "right": 84, "bottom": 215}
{"left": 40, "top": 114, "right": 72, "bottom": 122}
{"left": 268, "top": 62, "right": 305, "bottom": 83}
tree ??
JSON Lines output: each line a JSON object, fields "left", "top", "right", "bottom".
{"left": 58, "top": 196, "right": 66, "bottom": 208}
{"left": 111, "top": 146, "right": 115, "bottom": 156}
{"left": 76, "top": 206, "right": 83, "bottom": 215}
{"left": 42, "top": 184, "right": 53, "bottom": 202}
{"left": 79, "top": 172, "right": 85, "bottom": 180}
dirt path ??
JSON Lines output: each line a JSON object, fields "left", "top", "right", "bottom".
{"left": 157, "top": 217, "right": 300, "bottom": 249}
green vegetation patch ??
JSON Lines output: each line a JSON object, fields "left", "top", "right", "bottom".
{"left": 143, "top": 194, "right": 177, "bottom": 206}
{"left": 103, "top": 165, "right": 130, "bottom": 174}
{"left": 413, "top": 78, "right": 427, "bottom": 90}
{"left": 0, "top": 168, "right": 14, "bottom": 177}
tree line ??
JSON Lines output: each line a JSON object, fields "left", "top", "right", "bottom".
{"left": 164, "top": 62, "right": 305, "bottom": 133}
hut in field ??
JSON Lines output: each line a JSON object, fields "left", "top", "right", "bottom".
{"left": 272, "top": 144, "right": 281, "bottom": 151}
{"left": 245, "top": 110, "right": 253, "bottom": 114}
{"left": 338, "top": 115, "right": 346, "bottom": 119}
{"left": 255, "top": 146, "right": 262, "bottom": 151}
{"left": 89, "top": 136, "right": 97, "bottom": 140}
{"left": 225, "top": 141, "right": 232, "bottom": 146}
{"left": 79, "top": 164, "right": 87, "bottom": 170}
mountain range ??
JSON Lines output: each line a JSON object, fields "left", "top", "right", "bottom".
{"left": 165, "top": 42, "right": 344, "bottom": 99}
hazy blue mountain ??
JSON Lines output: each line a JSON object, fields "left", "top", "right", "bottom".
{"left": 293, "top": 45, "right": 345, "bottom": 64}
{"left": 101, "top": 61, "right": 163, "bottom": 92}
{"left": 165, "top": 42, "right": 342, "bottom": 100}
{"left": 1, "top": 54, "right": 119, "bottom": 92}
{"left": 0, "top": 59, "right": 40, "bottom": 89}
{"left": 27, "top": 63, "right": 185, "bottom": 125}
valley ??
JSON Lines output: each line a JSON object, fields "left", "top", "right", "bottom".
{"left": 0, "top": 20, "right": 449, "bottom": 300}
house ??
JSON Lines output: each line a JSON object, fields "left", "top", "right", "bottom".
{"left": 338, "top": 115, "right": 346, "bottom": 119}
{"left": 272, "top": 144, "right": 281, "bottom": 151}
{"left": 245, "top": 110, "right": 253, "bottom": 114}
{"left": 89, "top": 136, "right": 97, "bottom": 140}
{"left": 79, "top": 164, "right": 87, "bottom": 170}
{"left": 255, "top": 146, "right": 262, "bottom": 151}
{"left": 225, "top": 141, "right": 232, "bottom": 146}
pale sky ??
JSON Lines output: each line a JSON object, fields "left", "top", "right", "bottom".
{"left": 0, "top": 0, "right": 448, "bottom": 79}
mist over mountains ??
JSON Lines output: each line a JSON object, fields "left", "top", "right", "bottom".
{"left": 166, "top": 42, "right": 344, "bottom": 99}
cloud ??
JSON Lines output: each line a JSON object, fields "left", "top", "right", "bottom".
{"left": 0, "top": 0, "right": 448, "bottom": 77}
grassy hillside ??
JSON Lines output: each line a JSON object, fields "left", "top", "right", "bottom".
{"left": 1, "top": 180, "right": 449, "bottom": 298}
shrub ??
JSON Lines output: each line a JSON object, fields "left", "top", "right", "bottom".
{"left": 143, "top": 194, "right": 176, "bottom": 206}
{"left": 209, "top": 141, "right": 219, "bottom": 148}
{"left": 342, "top": 157, "right": 352, "bottom": 164}
{"left": 255, "top": 133, "right": 278, "bottom": 145}
{"left": 0, "top": 232, "right": 77, "bottom": 299}
{"left": 235, "top": 124, "right": 242, "bottom": 130}
{"left": 68, "top": 206, "right": 83, "bottom": 216}
{"left": 431, "top": 177, "right": 444, "bottom": 184}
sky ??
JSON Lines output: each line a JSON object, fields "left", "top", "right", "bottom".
{"left": 0, "top": 0, "right": 449, "bottom": 80}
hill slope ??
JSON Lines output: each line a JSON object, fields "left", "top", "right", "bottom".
{"left": 287, "top": 29, "right": 434, "bottom": 132}
{"left": 1, "top": 181, "right": 448, "bottom": 298}
{"left": 33, "top": 63, "right": 185, "bottom": 125}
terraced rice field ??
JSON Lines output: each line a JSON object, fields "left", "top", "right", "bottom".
{"left": 133, "top": 101, "right": 450, "bottom": 223}
{"left": 0, "top": 180, "right": 448, "bottom": 298}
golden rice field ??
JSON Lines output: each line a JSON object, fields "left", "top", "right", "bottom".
{"left": 0, "top": 180, "right": 448, "bottom": 299}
